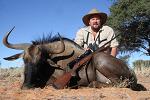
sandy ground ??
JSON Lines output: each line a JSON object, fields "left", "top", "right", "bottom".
{"left": 0, "top": 74, "right": 150, "bottom": 100}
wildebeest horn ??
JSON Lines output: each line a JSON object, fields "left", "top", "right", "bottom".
{"left": 44, "top": 33, "right": 65, "bottom": 54}
{"left": 47, "top": 59, "right": 63, "bottom": 70}
{"left": 3, "top": 26, "right": 31, "bottom": 50}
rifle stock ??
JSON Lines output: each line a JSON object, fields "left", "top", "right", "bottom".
{"left": 53, "top": 34, "right": 120, "bottom": 89}
{"left": 53, "top": 54, "right": 92, "bottom": 89}
{"left": 53, "top": 71, "right": 73, "bottom": 89}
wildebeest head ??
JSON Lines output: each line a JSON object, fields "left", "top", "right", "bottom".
{"left": 3, "top": 27, "right": 65, "bottom": 89}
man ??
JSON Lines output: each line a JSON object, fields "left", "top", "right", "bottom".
{"left": 75, "top": 8, "right": 119, "bottom": 57}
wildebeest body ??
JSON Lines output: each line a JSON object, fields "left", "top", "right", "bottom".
{"left": 3, "top": 27, "right": 145, "bottom": 90}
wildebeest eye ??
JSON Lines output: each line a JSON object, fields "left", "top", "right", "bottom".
{"left": 35, "top": 47, "right": 41, "bottom": 55}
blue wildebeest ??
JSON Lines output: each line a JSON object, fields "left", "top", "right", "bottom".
{"left": 3, "top": 27, "right": 146, "bottom": 91}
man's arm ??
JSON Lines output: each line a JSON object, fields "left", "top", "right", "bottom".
{"left": 74, "top": 29, "right": 84, "bottom": 47}
{"left": 111, "top": 47, "right": 118, "bottom": 57}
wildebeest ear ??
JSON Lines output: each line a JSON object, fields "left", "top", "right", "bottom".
{"left": 3, "top": 53, "right": 23, "bottom": 61}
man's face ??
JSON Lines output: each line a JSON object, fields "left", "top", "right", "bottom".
{"left": 89, "top": 15, "right": 101, "bottom": 29}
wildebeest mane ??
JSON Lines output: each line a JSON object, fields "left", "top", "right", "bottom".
{"left": 31, "top": 33, "right": 83, "bottom": 49}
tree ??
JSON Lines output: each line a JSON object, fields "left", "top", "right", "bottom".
{"left": 107, "top": 0, "right": 150, "bottom": 56}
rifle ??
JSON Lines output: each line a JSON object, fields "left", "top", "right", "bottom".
{"left": 53, "top": 34, "right": 120, "bottom": 89}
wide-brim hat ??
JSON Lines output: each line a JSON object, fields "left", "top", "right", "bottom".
{"left": 82, "top": 8, "right": 107, "bottom": 26}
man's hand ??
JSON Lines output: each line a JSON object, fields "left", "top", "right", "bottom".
{"left": 84, "top": 48, "right": 93, "bottom": 52}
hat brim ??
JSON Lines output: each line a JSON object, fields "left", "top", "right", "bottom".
{"left": 82, "top": 13, "right": 107, "bottom": 26}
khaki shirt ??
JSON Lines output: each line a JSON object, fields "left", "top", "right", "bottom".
{"left": 74, "top": 26, "right": 119, "bottom": 49}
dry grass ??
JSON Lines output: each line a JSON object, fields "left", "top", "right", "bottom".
{"left": 0, "top": 67, "right": 150, "bottom": 100}
{"left": 1, "top": 67, "right": 150, "bottom": 83}
{"left": 134, "top": 67, "right": 150, "bottom": 77}
{"left": 0, "top": 67, "right": 24, "bottom": 83}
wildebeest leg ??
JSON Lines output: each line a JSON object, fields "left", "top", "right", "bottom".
{"left": 92, "top": 52, "right": 132, "bottom": 83}
{"left": 95, "top": 69, "right": 111, "bottom": 84}
{"left": 88, "top": 68, "right": 112, "bottom": 88}
{"left": 77, "top": 64, "right": 95, "bottom": 86}
{"left": 66, "top": 60, "right": 93, "bottom": 88}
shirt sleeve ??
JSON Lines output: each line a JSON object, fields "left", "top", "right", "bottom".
{"left": 74, "top": 29, "right": 84, "bottom": 47}
{"left": 108, "top": 28, "right": 119, "bottom": 48}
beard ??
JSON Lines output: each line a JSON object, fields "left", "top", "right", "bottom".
{"left": 91, "top": 24, "right": 101, "bottom": 32}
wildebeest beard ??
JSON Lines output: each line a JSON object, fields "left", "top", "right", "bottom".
{"left": 22, "top": 47, "right": 55, "bottom": 88}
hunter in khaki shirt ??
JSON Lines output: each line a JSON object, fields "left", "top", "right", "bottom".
{"left": 75, "top": 25, "right": 119, "bottom": 49}
{"left": 74, "top": 8, "right": 119, "bottom": 57}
